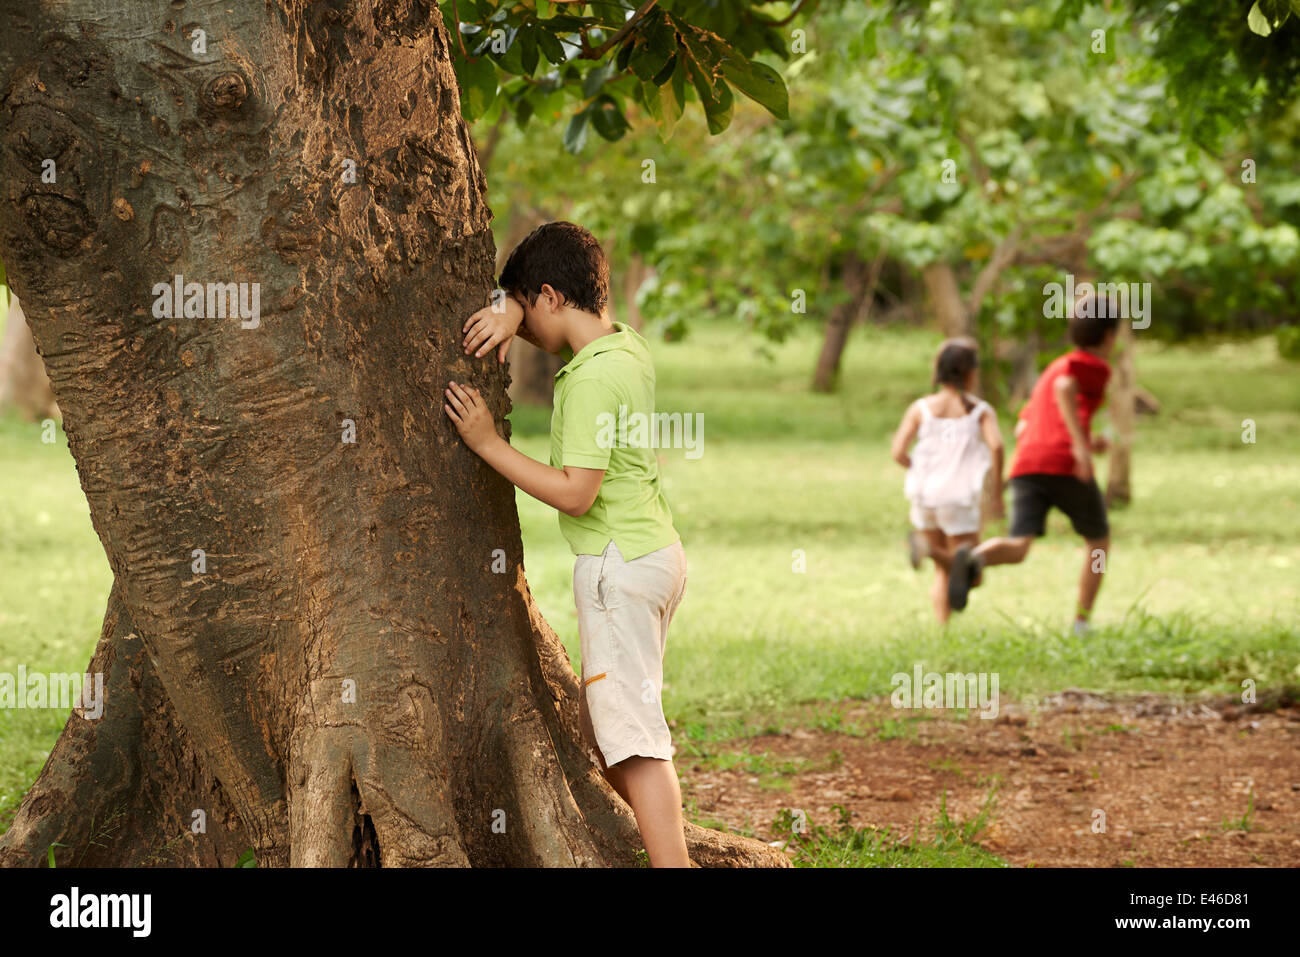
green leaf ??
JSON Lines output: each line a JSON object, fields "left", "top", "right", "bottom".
{"left": 722, "top": 58, "right": 788, "bottom": 119}
{"left": 583, "top": 61, "right": 615, "bottom": 98}
{"left": 536, "top": 28, "right": 566, "bottom": 65}
{"left": 536, "top": 0, "right": 550, "bottom": 19}
{"left": 641, "top": 66, "right": 685, "bottom": 140}
{"left": 862, "top": 21, "right": 877, "bottom": 58}
{"left": 1248, "top": 1, "right": 1274, "bottom": 35}
{"left": 651, "top": 51, "right": 677, "bottom": 87}
{"left": 564, "top": 108, "right": 589, "bottom": 153}
{"left": 47, "top": 842, "right": 66, "bottom": 868}
{"left": 454, "top": 56, "right": 498, "bottom": 119}
{"left": 235, "top": 848, "right": 258, "bottom": 868}
{"left": 514, "top": 94, "right": 535, "bottom": 129}
{"left": 670, "top": 55, "right": 688, "bottom": 121}
{"left": 678, "top": 27, "right": 723, "bottom": 74}
{"left": 519, "top": 25, "right": 539, "bottom": 76}
{"left": 630, "top": 15, "right": 678, "bottom": 81}
{"left": 684, "top": 51, "right": 734, "bottom": 134}
{"left": 589, "top": 94, "right": 631, "bottom": 141}
{"left": 1260, "top": 0, "right": 1293, "bottom": 25}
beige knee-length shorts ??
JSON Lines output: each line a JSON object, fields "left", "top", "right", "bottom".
{"left": 574, "top": 540, "right": 687, "bottom": 768}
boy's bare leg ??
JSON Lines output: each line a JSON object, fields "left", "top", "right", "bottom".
{"left": 617, "top": 756, "right": 691, "bottom": 867}
{"left": 1077, "top": 536, "right": 1109, "bottom": 622}
{"left": 972, "top": 535, "right": 1033, "bottom": 570}
{"left": 580, "top": 686, "right": 631, "bottom": 803}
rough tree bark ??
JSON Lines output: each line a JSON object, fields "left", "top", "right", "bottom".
{"left": 0, "top": 294, "right": 59, "bottom": 420}
{"left": 0, "top": 1, "right": 784, "bottom": 868}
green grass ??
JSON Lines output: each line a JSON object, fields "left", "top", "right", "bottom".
{"left": 3, "top": 320, "right": 1299, "bottom": 857}
{"left": 772, "top": 792, "right": 1010, "bottom": 868}
{"left": 1220, "top": 789, "right": 1257, "bottom": 833}
{"left": 0, "top": 414, "right": 113, "bottom": 833}
{"left": 514, "top": 324, "right": 1300, "bottom": 730}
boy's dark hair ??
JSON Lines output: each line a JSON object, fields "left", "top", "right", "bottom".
{"left": 1069, "top": 289, "right": 1122, "bottom": 347}
{"left": 933, "top": 336, "right": 979, "bottom": 389}
{"left": 498, "top": 221, "right": 609, "bottom": 315}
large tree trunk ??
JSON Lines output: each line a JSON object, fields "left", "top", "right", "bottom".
{"left": 0, "top": 294, "right": 58, "bottom": 421}
{"left": 0, "top": 2, "right": 783, "bottom": 868}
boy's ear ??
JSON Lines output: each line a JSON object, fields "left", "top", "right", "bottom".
{"left": 538, "top": 283, "right": 564, "bottom": 312}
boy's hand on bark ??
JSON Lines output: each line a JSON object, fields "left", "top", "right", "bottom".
{"left": 463, "top": 296, "right": 524, "bottom": 363}
{"left": 444, "top": 381, "right": 497, "bottom": 452}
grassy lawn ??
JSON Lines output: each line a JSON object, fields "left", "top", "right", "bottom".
{"left": 511, "top": 324, "right": 1300, "bottom": 728}
{"left": 2, "top": 320, "right": 1298, "bottom": 859}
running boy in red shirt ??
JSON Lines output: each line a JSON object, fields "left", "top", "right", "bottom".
{"left": 947, "top": 291, "right": 1120, "bottom": 633}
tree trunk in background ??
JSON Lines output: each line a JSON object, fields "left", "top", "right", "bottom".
{"left": 611, "top": 253, "right": 648, "bottom": 332}
{"left": 0, "top": 295, "right": 58, "bottom": 421}
{"left": 0, "top": 1, "right": 781, "bottom": 869}
{"left": 811, "top": 249, "right": 885, "bottom": 393}
{"left": 922, "top": 262, "right": 968, "bottom": 337}
{"left": 1106, "top": 321, "right": 1136, "bottom": 505}
{"left": 1006, "top": 332, "right": 1042, "bottom": 408}
{"left": 505, "top": 336, "right": 564, "bottom": 407}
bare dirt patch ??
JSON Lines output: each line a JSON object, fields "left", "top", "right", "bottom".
{"left": 680, "top": 691, "right": 1300, "bottom": 866}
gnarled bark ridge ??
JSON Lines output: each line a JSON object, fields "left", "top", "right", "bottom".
{"left": 0, "top": 0, "right": 785, "bottom": 868}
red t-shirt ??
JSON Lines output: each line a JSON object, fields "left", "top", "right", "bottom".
{"left": 1009, "top": 350, "right": 1111, "bottom": 478}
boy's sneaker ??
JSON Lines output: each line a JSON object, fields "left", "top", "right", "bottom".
{"left": 906, "top": 530, "right": 927, "bottom": 570}
{"left": 947, "top": 546, "right": 982, "bottom": 612}
{"left": 1072, "top": 619, "right": 1093, "bottom": 637}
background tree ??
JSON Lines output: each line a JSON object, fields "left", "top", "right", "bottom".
{"left": 481, "top": 0, "right": 1299, "bottom": 506}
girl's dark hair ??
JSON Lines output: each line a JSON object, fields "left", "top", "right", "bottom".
{"left": 933, "top": 336, "right": 979, "bottom": 389}
{"left": 498, "top": 221, "right": 610, "bottom": 314}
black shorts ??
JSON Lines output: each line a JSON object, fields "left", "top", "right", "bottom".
{"left": 1009, "top": 473, "right": 1109, "bottom": 540}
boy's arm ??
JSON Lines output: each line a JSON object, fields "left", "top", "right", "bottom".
{"left": 443, "top": 382, "right": 603, "bottom": 516}
{"left": 890, "top": 403, "right": 921, "bottom": 468}
{"left": 1014, "top": 401, "right": 1029, "bottom": 440}
{"left": 979, "top": 406, "right": 1005, "bottom": 501}
{"left": 463, "top": 295, "right": 525, "bottom": 363}
{"left": 1052, "top": 375, "right": 1093, "bottom": 480}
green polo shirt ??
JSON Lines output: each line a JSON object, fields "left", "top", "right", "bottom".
{"left": 550, "top": 323, "right": 679, "bottom": 560}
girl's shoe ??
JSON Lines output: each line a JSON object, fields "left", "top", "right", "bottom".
{"left": 906, "top": 530, "right": 926, "bottom": 570}
{"left": 947, "top": 546, "right": 982, "bottom": 611}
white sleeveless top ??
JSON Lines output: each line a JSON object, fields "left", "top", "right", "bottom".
{"left": 904, "top": 395, "right": 992, "bottom": 509}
